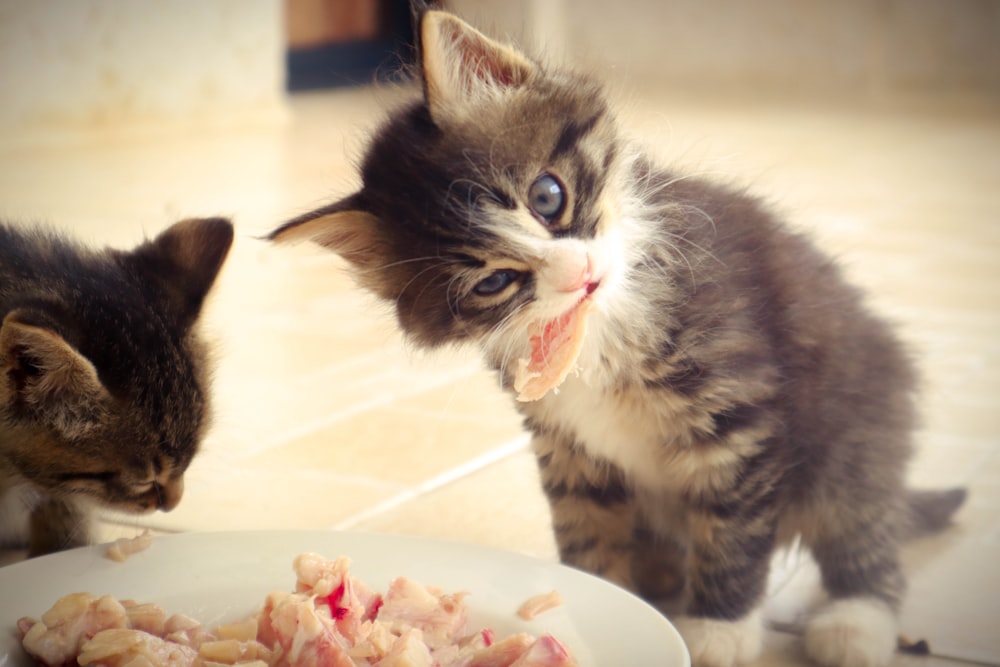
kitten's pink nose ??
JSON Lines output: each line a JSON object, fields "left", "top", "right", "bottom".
{"left": 545, "top": 244, "right": 593, "bottom": 293}
{"left": 562, "top": 262, "right": 592, "bottom": 293}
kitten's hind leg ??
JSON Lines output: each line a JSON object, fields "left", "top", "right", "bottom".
{"left": 805, "top": 510, "right": 906, "bottom": 667}
{"left": 805, "top": 597, "right": 898, "bottom": 667}
{"left": 803, "top": 488, "right": 965, "bottom": 666}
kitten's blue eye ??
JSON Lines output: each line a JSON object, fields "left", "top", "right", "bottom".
{"left": 528, "top": 173, "right": 566, "bottom": 223}
{"left": 474, "top": 269, "right": 521, "bottom": 296}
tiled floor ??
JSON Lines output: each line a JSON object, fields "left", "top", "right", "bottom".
{"left": 0, "top": 84, "right": 997, "bottom": 666}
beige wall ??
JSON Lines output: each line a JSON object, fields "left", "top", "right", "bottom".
{"left": 0, "top": 0, "right": 287, "bottom": 138}
{"left": 1, "top": 0, "right": 995, "bottom": 142}
{"left": 448, "top": 0, "right": 1000, "bottom": 100}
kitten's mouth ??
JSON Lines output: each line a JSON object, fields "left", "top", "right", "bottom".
{"left": 514, "top": 282, "right": 599, "bottom": 402}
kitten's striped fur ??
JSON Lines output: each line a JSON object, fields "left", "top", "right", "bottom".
{"left": 271, "top": 9, "right": 965, "bottom": 666}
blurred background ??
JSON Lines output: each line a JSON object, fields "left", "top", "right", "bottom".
{"left": 2, "top": 0, "right": 999, "bottom": 140}
{"left": 0, "top": 2, "right": 997, "bottom": 665}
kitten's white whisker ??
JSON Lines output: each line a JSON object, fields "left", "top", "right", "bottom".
{"left": 482, "top": 301, "right": 532, "bottom": 382}
{"left": 348, "top": 255, "right": 451, "bottom": 278}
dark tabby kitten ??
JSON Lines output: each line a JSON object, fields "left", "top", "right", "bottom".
{"left": 0, "top": 217, "right": 232, "bottom": 557}
{"left": 270, "top": 10, "right": 966, "bottom": 667}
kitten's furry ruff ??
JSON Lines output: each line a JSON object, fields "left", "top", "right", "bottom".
{"left": 270, "top": 9, "right": 966, "bottom": 667}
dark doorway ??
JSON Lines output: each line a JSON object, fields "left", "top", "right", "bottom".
{"left": 285, "top": 0, "right": 416, "bottom": 91}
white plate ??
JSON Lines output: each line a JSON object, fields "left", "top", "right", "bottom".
{"left": 0, "top": 530, "right": 689, "bottom": 666}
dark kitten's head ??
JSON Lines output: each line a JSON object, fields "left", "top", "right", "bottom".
{"left": 270, "top": 11, "right": 641, "bottom": 373}
{"left": 0, "top": 218, "right": 233, "bottom": 514}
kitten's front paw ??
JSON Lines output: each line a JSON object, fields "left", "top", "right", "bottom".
{"left": 805, "top": 597, "right": 897, "bottom": 667}
{"left": 673, "top": 610, "right": 763, "bottom": 667}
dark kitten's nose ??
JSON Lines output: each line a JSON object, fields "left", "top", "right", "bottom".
{"left": 155, "top": 478, "right": 184, "bottom": 511}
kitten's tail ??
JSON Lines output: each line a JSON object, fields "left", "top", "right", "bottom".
{"left": 902, "top": 487, "right": 967, "bottom": 540}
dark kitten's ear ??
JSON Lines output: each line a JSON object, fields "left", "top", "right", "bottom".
{"left": 269, "top": 204, "right": 395, "bottom": 298}
{"left": 127, "top": 217, "right": 234, "bottom": 328}
{"left": 420, "top": 10, "right": 536, "bottom": 123}
{"left": 0, "top": 313, "right": 109, "bottom": 438}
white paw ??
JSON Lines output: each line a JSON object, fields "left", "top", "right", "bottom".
{"left": 805, "top": 597, "right": 897, "bottom": 667}
{"left": 673, "top": 610, "right": 763, "bottom": 667}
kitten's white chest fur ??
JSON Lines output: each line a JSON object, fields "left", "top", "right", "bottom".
{"left": 540, "top": 376, "right": 670, "bottom": 489}
{"left": 522, "top": 277, "right": 743, "bottom": 497}
{"left": 518, "top": 220, "right": 696, "bottom": 490}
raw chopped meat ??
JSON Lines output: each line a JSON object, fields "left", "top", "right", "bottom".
{"left": 377, "top": 576, "right": 467, "bottom": 649}
{"left": 514, "top": 298, "right": 593, "bottom": 402}
{"left": 510, "top": 635, "right": 576, "bottom": 666}
{"left": 373, "top": 628, "right": 433, "bottom": 667}
{"left": 77, "top": 628, "right": 199, "bottom": 666}
{"left": 516, "top": 591, "right": 563, "bottom": 621}
{"left": 105, "top": 530, "right": 154, "bottom": 562}
{"left": 19, "top": 593, "right": 129, "bottom": 665}
{"left": 18, "top": 552, "right": 579, "bottom": 667}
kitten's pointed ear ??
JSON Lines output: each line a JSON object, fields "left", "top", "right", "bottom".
{"left": 129, "top": 217, "right": 234, "bottom": 328}
{"left": 420, "top": 10, "right": 536, "bottom": 122}
{"left": 0, "top": 313, "right": 109, "bottom": 437}
{"left": 269, "top": 204, "right": 394, "bottom": 297}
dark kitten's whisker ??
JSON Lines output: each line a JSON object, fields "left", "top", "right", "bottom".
{"left": 63, "top": 514, "right": 90, "bottom": 551}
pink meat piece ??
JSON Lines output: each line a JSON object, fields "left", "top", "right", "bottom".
{"left": 293, "top": 553, "right": 383, "bottom": 640}
{"left": 426, "top": 629, "right": 490, "bottom": 666}
{"left": 373, "top": 628, "right": 434, "bottom": 667}
{"left": 293, "top": 552, "right": 352, "bottom": 596}
{"left": 509, "top": 635, "right": 578, "bottom": 667}
{"left": 121, "top": 601, "right": 167, "bottom": 636}
{"left": 162, "top": 613, "right": 215, "bottom": 648}
{"left": 464, "top": 633, "right": 537, "bottom": 667}
{"left": 19, "top": 593, "right": 129, "bottom": 666}
{"left": 376, "top": 577, "right": 468, "bottom": 649}
{"left": 76, "top": 628, "right": 199, "bottom": 666}
{"left": 516, "top": 591, "right": 563, "bottom": 621}
{"left": 259, "top": 590, "right": 356, "bottom": 667}
{"left": 104, "top": 530, "right": 154, "bottom": 562}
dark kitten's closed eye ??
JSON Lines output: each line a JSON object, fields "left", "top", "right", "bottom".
{"left": 528, "top": 173, "right": 566, "bottom": 225}
{"left": 474, "top": 269, "right": 522, "bottom": 296}
{"left": 55, "top": 471, "right": 116, "bottom": 483}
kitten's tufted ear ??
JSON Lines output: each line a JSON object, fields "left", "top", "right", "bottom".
{"left": 420, "top": 10, "right": 536, "bottom": 123}
{"left": 127, "top": 217, "right": 234, "bottom": 329}
{"left": 269, "top": 205, "right": 395, "bottom": 298}
{"left": 0, "top": 313, "right": 109, "bottom": 438}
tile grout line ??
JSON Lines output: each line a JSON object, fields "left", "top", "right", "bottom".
{"left": 235, "top": 362, "right": 484, "bottom": 458}
{"left": 331, "top": 433, "right": 532, "bottom": 530}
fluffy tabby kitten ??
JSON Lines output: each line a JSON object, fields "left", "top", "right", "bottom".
{"left": 270, "top": 10, "right": 966, "bottom": 667}
{"left": 0, "top": 217, "right": 232, "bottom": 557}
